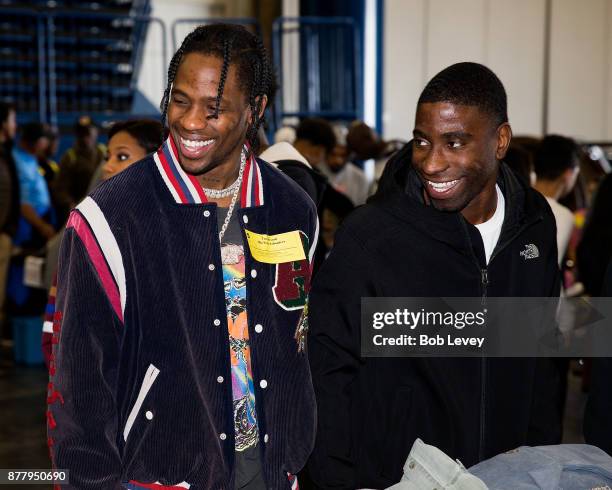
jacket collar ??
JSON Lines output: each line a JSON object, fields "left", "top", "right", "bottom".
{"left": 153, "top": 135, "right": 265, "bottom": 207}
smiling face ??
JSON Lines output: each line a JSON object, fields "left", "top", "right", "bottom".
{"left": 412, "top": 102, "right": 511, "bottom": 224}
{"left": 103, "top": 130, "right": 147, "bottom": 180}
{"left": 167, "top": 52, "right": 256, "bottom": 185}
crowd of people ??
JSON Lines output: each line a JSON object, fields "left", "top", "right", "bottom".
{"left": 1, "top": 21, "right": 612, "bottom": 490}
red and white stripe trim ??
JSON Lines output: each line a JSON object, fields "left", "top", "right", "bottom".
{"left": 68, "top": 197, "right": 127, "bottom": 323}
{"left": 154, "top": 136, "right": 264, "bottom": 207}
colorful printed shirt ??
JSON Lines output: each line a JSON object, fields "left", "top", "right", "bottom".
{"left": 218, "top": 206, "right": 259, "bottom": 452}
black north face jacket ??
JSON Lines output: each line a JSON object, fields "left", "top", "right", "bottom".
{"left": 307, "top": 143, "right": 562, "bottom": 489}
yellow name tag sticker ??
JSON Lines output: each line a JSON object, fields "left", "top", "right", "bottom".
{"left": 244, "top": 229, "right": 306, "bottom": 264}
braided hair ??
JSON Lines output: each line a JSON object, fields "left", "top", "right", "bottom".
{"left": 160, "top": 23, "right": 277, "bottom": 153}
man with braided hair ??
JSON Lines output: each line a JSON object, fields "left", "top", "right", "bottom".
{"left": 48, "top": 24, "right": 318, "bottom": 489}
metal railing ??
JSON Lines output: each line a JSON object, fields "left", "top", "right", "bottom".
{"left": 171, "top": 17, "right": 261, "bottom": 52}
{"left": 1, "top": 9, "right": 364, "bottom": 132}
{"left": 46, "top": 10, "right": 167, "bottom": 125}
{"left": 0, "top": 6, "right": 166, "bottom": 125}
{"left": 272, "top": 16, "right": 362, "bottom": 129}
{"left": 0, "top": 7, "right": 47, "bottom": 121}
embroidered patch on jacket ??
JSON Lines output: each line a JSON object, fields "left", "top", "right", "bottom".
{"left": 272, "top": 232, "right": 311, "bottom": 311}
{"left": 519, "top": 243, "right": 540, "bottom": 260}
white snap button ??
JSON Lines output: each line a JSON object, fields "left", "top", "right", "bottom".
{"left": 251, "top": 269, "right": 257, "bottom": 278}
{"left": 220, "top": 433, "right": 227, "bottom": 440}
{"left": 213, "top": 318, "right": 221, "bottom": 326}
{"left": 217, "top": 376, "right": 224, "bottom": 383}
{"left": 145, "top": 410, "right": 153, "bottom": 420}
{"left": 259, "top": 379, "right": 268, "bottom": 389}
{"left": 264, "top": 434, "right": 269, "bottom": 443}
{"left": 255, "top": 324, "right": 263, "bottom": 333}
{"left": 203, "top": 210, "right": 211, "bottom": 217}
{"left": 208, "top": 264, "right": 215, "bottom": 271}
{"left": 242, "top": 215, "right": 248, "bottom": 224}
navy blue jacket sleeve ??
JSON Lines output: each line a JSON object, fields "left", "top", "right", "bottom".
{"left": 307, "top": 223, "right": 374, "bottom": 489}
{"left": 48, "top": 226, "right": 124, "bottom": 489}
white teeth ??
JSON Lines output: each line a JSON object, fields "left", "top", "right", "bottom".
{"left": 181, "top": 137, "right": 214, "bottom": 149}
{"left": 428, "top": 179, "right": 458, "bottom": 191}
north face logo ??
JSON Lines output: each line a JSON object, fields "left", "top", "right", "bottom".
{"left": 520, "top": 244, "right": 540, "bottom": 260}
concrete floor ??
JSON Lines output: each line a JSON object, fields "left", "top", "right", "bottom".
{"left": 0, "top": 343, "right": 588, "bottom": 490}
{"left": 0, "top": 344, "right": 51, "bottom": 490}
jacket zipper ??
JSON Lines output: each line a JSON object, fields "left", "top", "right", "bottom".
{"left": 479, "top": 267, "right": 488, "bottom": 461}
{"left": 480, "top": 269, "right": 488, "bottom": 305}
{"left": 474, "top": 214, "right": 543, "bottom": 461}
{"left": 458, "top": 217, "right": 490, "bottom": 462}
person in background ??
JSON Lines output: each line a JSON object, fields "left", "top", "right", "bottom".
{"left": 53, "top": 116, "right": 106, "bottom": 224}
{"left": 293, "top": 117, "right": 337, "bottom": 169}
{"left": 7, "top": 122, "right": 55, "bottom": 315}
{"left": 42, "top": 118, "right": 164, "bottom": 368}
{"left": 11, "top": 122, "right": 55, "bottom": 246}
{"left": 102, "top": 119, "right": 164, "bottom": 179}
{"left": 533, "top": 135, "right": 580, "bottom": 267}
{"left": 346, "top": 120, "right": 405, "bottom": 196}
{"left": 320, "top": 124, "right": 369, "bottom": 206}
{"left": 559, "top": 145, "right": 609, "bottom": 296}
{"left": 257, "top": 125, "right": 326, "bottom": 210}
{"left": 532, "top": 135, "right": 582, "bottom": 441}
{"left": 0, "top": 102, "right": 20, "bottom": 332}
{"left": 37, "top": 124, "right": 60, "bottom": 188}
{"left": 292, "top": 118, "right": 355, "bottom": 259}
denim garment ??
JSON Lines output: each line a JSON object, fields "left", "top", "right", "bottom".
{"left": 386, "top": 438, "right": 487, "bottom": 490}
{"left": 469, "top": 444, "right": 612, "bottom": 490}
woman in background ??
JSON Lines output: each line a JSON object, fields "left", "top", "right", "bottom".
{"left": 102, "top": 119, "right": 163, "bottom": 180}
{"left": 42, "top": 119, "right": 163, "bottom": 368}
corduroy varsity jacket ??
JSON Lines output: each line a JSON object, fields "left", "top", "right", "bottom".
{"left": 47, "top": 137, "right": 319, "bottom": 490}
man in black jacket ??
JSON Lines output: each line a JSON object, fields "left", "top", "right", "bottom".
{"left": 307, "top": 62, "right": 562, "bottom": 489}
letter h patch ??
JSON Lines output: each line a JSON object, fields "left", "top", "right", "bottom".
{"left": 272, "top": 232, "right": 311, "bottom": 311}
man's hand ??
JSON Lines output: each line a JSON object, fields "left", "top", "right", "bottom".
{"left": 20, "top": 203, "right": 55, "bottom": 241}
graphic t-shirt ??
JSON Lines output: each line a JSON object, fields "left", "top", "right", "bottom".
{"left": 217, "top": 207, "right": 259, "bottom": 452}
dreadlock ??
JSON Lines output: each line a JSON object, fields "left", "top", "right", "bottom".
{"left": 160, "top": 23, "right": 277, "bottom": 153}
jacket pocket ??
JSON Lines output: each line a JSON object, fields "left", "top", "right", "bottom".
{"left": 123, "top": 363, "right": 160, "bottom": 442}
